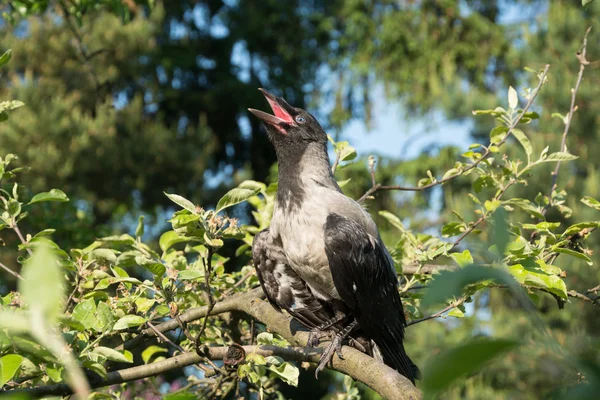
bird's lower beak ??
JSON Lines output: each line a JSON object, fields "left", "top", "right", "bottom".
{"left": 248, "top": 88, "right": 295, "bottom": 134}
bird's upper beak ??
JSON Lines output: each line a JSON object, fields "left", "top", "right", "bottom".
{"left": 248, "top": 88, "right": 296, "bottom": 134}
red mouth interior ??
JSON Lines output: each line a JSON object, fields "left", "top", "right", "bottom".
{"left": 265, "top": 97, "right": 294, "bottom": 125}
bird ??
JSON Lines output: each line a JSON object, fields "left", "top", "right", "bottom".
{"left": 248, "top": 88, "right": 419, "bottom": 383}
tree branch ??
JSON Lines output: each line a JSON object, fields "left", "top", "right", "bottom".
{"left": 542, "top": 27, "right": 591, "bottom": 216}
{"left": 1, "top": 345, "right": 319, "bottom": 398}
{"left": 358, "top": 65, "right": 550, "bottom": 203}
{"left": 0, "top": 260, "right": 23, "bottom": 280}
{"left": 568, "top": 290, "right": 600, "bottom": 308}
{"left": 402, "top": 263, "right": 458, "bottom": 275}
{"left": 407, "top": 295, "right": 469, "bottom": 326}
{"left": 11, "top": 292, "right": 421, "bottom": 400}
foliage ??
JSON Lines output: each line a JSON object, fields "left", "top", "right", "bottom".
{"left": 1, "top": 1, "right": 599, "bottom": 399}
{"left": 2, "top": 48, "right": 600, "bottom": 398}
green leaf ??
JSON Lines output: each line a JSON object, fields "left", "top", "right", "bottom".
{"left": 95, "top": 302, "right": 115, "bottom": 332}
{"left": 97, "top": 234, "right": 136, "bottom": 246}
{"left": 159, "top": 230, "right": 194, "bottom": 253}
{"left": 164, "top": 193, "right": 197, "bottom": 213}
{"left": 508, "top": 86, "right": 518, "bottom": 109}
{"left": 0, "top": 354, "right": 23, "bottom": 386}
{"left": 178, "top": 269, "right": 204, "bottom": 280}
{"left": 7, "top": 199, "right": 21, "bottom": 217}
{"left": 538, "top": 152, "right": 578, "bottom": 163}
{"left": 337, "top": 178, "right": 352, "bottom": 188}
{"left": 28, "top": 189, "right": 69, "bottom": 205}
{"left": 82, "top": 361, "right": 107, "bottom": 380}
{"left": 92, "top": 347, "right": 133, "bottom": 363}
{"left": 0, "top": 49, "right": 12, "bottom": 68}
{"left": 334, "top": 141, "right": 357, "bottom": 162}
{"left": 256, "top": 332, "right": 274, "bottom": 345}
{"left": 142, "top": 345, "right": 168, "bottom": 364}
{"left": 46, "top": 364, "right": 63, "bottom": 382}
{"left": 90, "top": 248, "right": 118, "bottom": 263}
{"left": 581, "top": 196, "right": 600, "bottom": 211}
{"left": 19, "top": 243, "right": 64, "bottom": 323}
{"left": 491, "top": 207, "right": 510, "bottom": 256}
{"left": 135, "top": 255, "right": 166, "bottom": 276}
{"left": 508, "top": 261, "right": 568, "bottom": 299}
{"left": 268, "top": 360, "right": 300, "bottom": 387}
{"left": 449, "top": 250, "right": 473, "bottom": 267}
{"left": 114, "top": 315, "right": 147, "bottom": 330}
{"left": 583, "top": 0, "right": 594, "bottom": 6}
{"left": 238, "top": 180, "right": 267, "bottom": 193}
{"left": 216, "top": 187, "right": 260, "bottom": 213}
{"left": 422, "top": 338, "right": 519, "bottom": 397}
{"left": 553, "top": 248, "right": 593, "bottom": 265}
{"left": 442, "top": 222, "right": 465, "bottom": 238}
{"left": 0, "top": 100, "right": 25, "bottom": 114}
{"left": 72, "top": 298, "right": 97, "bottom": 330}
{"left": 135, "top": 215, "right": 145, "bottom": 238}
{"left": 561, "top": 221, "right": 600, "bottom": 237}
{"left": 484, "top": 199, "right": 501, "bottom": 212}
{"left": 511, "top": 129, "right": 532, "bottom": 162}
{"left": 502, "top": 198, "right": 544, "bottom": 219}
{"left": 378, "top": 211, "right": 406, "bottom": 233}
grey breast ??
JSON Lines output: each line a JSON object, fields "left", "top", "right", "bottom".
{"left": 270, "top": 185, "right": 379, "bottom": 301}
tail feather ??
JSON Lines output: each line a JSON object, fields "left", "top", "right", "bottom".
{"left": 372, "top": 337, "right": 419, "bottom": 383}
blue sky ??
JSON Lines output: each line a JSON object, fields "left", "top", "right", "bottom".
{"left": 339, "top": 85, "right": 472, "bottom": 160}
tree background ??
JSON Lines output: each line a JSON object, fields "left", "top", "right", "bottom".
{"left": 0, "top": 1, "right": 599, "bottom": 399}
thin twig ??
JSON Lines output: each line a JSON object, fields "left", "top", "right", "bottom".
{"left": 0, "top": 260, "right": 23, "bottom": 280}
{"left": 12, "top": 223, "right": 32, "bottom": 256}
{"left": 222, "top": 270, "right": 254, "bottom": 297}
{"left": 147, "top": 322, "right": 185, "bottom": 353}
{"left": 542, "top": 27, "right": 592, "bottom": 216}
{"left": 568, "top": 290, "right": 600, "bottom": 308}
{"left": 587, "top": 284, "right": 600, "bottom": 294}
{"left": 358, "top": 65, "right": 551, "bottom": 203}
{"left": 407, "top": 295, "right": 469, "bottom": 326}
{"left": 331, "top": 151, "right": 341, "bottom": 175}
{"left": 195, "top": 247, "right": 216, "bottom": 354}
{"left": 65, "top": 259, "right": 84, "bottom": 312}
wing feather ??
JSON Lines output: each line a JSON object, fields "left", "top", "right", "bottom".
{"left": 324, "top": 214, "right": 419, "bottom": 383}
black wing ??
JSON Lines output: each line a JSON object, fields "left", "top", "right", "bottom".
{"left": 252, "top": 229, "right": 335, "bottom": 329}
{"left": 323, "top": 213, "right": 419, "bottom": 383}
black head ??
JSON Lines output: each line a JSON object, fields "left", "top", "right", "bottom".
{"left": 248, "top": 89, "right": 327, "bottom": 147}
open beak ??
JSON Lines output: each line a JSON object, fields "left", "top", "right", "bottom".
{"left": 248, "top": 88, "right": 296, "bottom": 134}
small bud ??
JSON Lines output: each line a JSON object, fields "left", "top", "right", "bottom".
{"left": 368, "top": 155, "right": 376, "bottom": 170}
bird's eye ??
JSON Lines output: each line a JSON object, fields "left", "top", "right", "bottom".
{"left": 295, "top": 115, "right": 306, "bottom": 124}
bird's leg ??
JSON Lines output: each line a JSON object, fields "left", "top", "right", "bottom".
{"left": 314, "top": 320, "right": 359, "bottom": 378}
{"left": 307, "top": 313, "right": 347, "bottom": 347}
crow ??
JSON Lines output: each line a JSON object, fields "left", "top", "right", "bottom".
{"left": 249, "top": 89, "right": 419, "bottom": 383}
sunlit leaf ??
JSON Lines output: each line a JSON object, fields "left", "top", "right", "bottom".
{"left": 216, "top": 187, "right": 260, "bottom": 213}
{"left": 164, "top": 193, "right": 197, "bottom": 213}
{"left": 114, "top": 315, "right": 147, "bottom": 330}
{"left": 0, "top": 354, "right": 23, "bottom": 386}
{"left": 142, "top": 345, "right": 168, "bottom": 364}
{"left": 512, "top": 129, "right": 532, "bottom": 161}
{"left": 28, "top": 189, "right": 69, "bottom": 205}
{"left": 581, "top": 196, "right": 600, "bottom": 211}
{"left": 0, "top": 49, "right": 12, "bottom": 68}
{"left": 92, "top": 347, "right": 133, "bottom": 363}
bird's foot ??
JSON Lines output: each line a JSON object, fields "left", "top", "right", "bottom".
{"left": 307, "top": 328, "right": 334, "bottom": 348}
{"left": 314, "top": 320, "right": 359, "bottom": 378}
{"left": 314, "top": 334, "right": 344, "bottom": 378}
